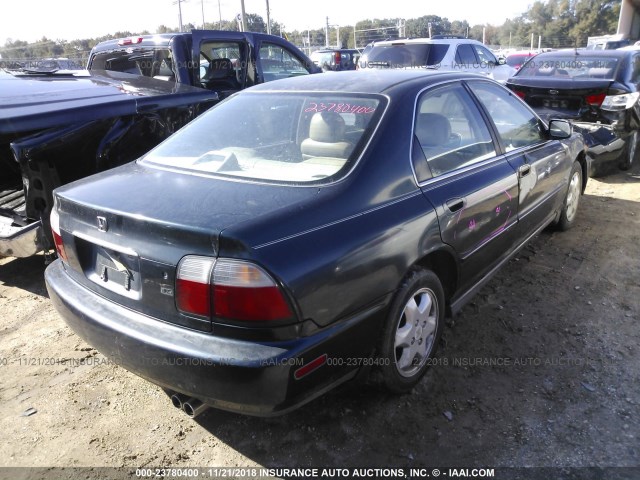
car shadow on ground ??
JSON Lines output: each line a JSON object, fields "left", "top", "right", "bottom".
{"left": 0, "top": 254, "right": 49, "bottom": 297}
{"left": 592, "top": 161, "right": 640, "bottom": 184}
{"left": 190, "top": 191, "right": 639, "bottom": 468}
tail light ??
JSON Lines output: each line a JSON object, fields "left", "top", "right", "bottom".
{"left": 176, "top": 256, "right": 215, "bottom": 318}
{"left": 176, "top": 256, "right": 293, "bottom": 322}
{"left": 584, "top": 93, "right": 606, "bottom": 107}
{"left": 50, "top": 207, "right": 68, "bottom": 262}
{"left": 601, "top": 92, "right": 640, "bottom": 111}
{"left": 513, "top": 90, "right": 526, "bottom": 100}
{"left": 334, "top": 51, "right": 341, "bottom": 66}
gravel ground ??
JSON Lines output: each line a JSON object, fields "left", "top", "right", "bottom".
{"left": 0, "top": 163, "right": 638, "bottom": 479}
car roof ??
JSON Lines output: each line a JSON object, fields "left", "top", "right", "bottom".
{"left": 91, "top": 30, "right": 282, "bottom": 52}
{"left": 248, "top": 70, "right": 492, "bottom": 94}
{"left": 312, "top": 48, "right": 359, "bottom": 52}
{"left": 372, "top": 37, "right": 482, "bottom": 46}
{"left": 91, "top": 33, "right": 181, "bottom": 51}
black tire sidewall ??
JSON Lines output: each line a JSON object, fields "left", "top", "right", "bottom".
{"left": 620, "top": 131, "right": 639, "bottom": 171}
{"left": 376, "top": 268, "right": 445, "bottom": 393}
{"left": 557, "top": 161, "right": 582, "bottom": 231}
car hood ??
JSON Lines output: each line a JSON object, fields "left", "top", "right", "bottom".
{"left": 0, "top": 69, "right": 217, "bottom": 134}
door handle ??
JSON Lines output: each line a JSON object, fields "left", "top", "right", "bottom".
{"left": 446, "top": 198, "right": 465, "bottom": 212}
{"left": 518, "top": 164, "right": 531, "bottom": 177}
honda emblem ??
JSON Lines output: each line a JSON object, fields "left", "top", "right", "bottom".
{"left": 97, "top": 216, "right": 108, "bottom": 232}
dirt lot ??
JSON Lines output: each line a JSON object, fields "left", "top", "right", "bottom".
{"left": 0, "top": 162, "right": 639, "bottom": 476}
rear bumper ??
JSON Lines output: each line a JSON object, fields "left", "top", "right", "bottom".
{"left": 45, "top": 260, "right": 381, "bottom": 416}
{"left": 535, "top": 107, "right": 636, "bottom": 174}
{"left": 573, "top": 122, "right": 629, "bottom": 174}
{"left": 0, "top": 220, "right": 43, "bottom": 257}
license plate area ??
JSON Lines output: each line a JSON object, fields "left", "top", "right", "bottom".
{"left": 542, "top": 98, "right": 569, "bottom": 109}
{"left": 75, "top": 236, "right": 141, "bottom": 299}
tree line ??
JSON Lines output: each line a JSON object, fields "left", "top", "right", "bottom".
{"left": 0, "top": 0, "right": 621, "bottom": 64}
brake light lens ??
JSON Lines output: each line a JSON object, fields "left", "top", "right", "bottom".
{"left": 334, "top": 51, "right": 341, "bottom": 65}
{"left": 213, "top": 259, "right": 293, "bottom": 321}
{"left": 601, "top": 92, "right": 640, "bottom": 111}
{"left": 175, "top": 256, "right": 293, "bottom": 322}
{"left": 584, "top": 93, "right": 606, "bottom": 107}
{"left": 513, "top": 90, "right": 526, "bottom": 100}
{"left": 49, "top": 208, "right": 67, "bottom": 262}
{"left": 117, "top": 37, "right": 143, "bottom": 46}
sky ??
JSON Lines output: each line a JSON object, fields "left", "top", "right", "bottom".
{"left": 1, "top": 0, "right": 535, "bottom": 43}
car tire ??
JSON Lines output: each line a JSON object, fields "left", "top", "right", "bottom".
{"left": 375, "top": 268, "right": 444, "bottom": 394}
{"left": 556, "top": 160, "right": 582, "bottom": 231}
{"left": 620, "top": 130, "right": 639, "bottom": 171}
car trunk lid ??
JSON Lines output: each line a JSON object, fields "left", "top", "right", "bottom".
{"left": 507, "top": 78, "right": 614, "bottom": 120}
{"left": 54, "top": 161, "right": 316, "bottom": 332}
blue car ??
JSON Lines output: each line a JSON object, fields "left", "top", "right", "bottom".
{"left": 45, "top": 70, "right": 588, "bottom": 416}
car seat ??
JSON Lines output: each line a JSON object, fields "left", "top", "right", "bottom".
{"left": 301, "top": 112, "right": 353, "bottom": 160}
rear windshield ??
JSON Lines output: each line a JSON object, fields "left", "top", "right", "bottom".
{"left": 142, "top": 92, "right": 384, "bottom": 184}
{"left": 311, "top": 51, "right": 336, "bottom": 66}
{"left": 364, "top": 43, "right": 449, "bottom": 68}
{"left": 517, "top": 55, "right": 619, "bottom": 80}
{"left": 506, "top": 54, "right": 532, "bottom": 67}
{"left": 90, "top": 48, "right": 175, "bottom": 79}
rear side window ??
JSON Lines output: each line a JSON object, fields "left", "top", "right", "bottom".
{"left": 468, "top": 82, "right": 544, "bottom": 152}
{"left": 413, "top": 83, "right": 496, "bottom": 179}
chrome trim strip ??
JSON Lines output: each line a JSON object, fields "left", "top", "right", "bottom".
{"left": 72, "top": 230, "right": 138, "bottom": 257}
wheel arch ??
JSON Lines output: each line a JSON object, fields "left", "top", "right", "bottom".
{"left": 412, "top": 247, "right": 459, "bottom": 311}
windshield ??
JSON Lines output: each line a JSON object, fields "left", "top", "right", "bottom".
{"left": 517, "top": 55, "right": 619, "bottom": 80}
{"left": 142, "top": 92, "right": 384, "bottom": 184}
{"left": 364, "top": 43, "right": 449, "bottom": 68}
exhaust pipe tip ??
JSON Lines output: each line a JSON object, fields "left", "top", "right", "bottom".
{"left": 182, "top": 397, "right": 209, "bottom": 418}
{"left": 170, "top": 392, "right": 188, "bottom": 410}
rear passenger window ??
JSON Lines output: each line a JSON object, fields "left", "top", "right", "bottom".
{"left": 413, "top": 84, "right": 496, "bottom": 179}
{"left": 468, "top": 81, "right": 545, "bottom": 151}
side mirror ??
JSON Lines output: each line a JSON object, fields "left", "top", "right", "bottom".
{"left": 548, "top": 119, "right": 572, "bottom": 139}
{"left": 498, "top": 57, "right": 506, "bottom": 65}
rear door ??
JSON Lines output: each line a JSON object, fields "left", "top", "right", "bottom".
{"left": 413, "top": 82, "right": 519, "bottom": 292}
{"left": 467, "top": 80, "right": 569, "bottom": 238}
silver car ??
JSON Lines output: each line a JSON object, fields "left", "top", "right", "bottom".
{"left": 358, "top": 36, "right": 516, "bottom": 83}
